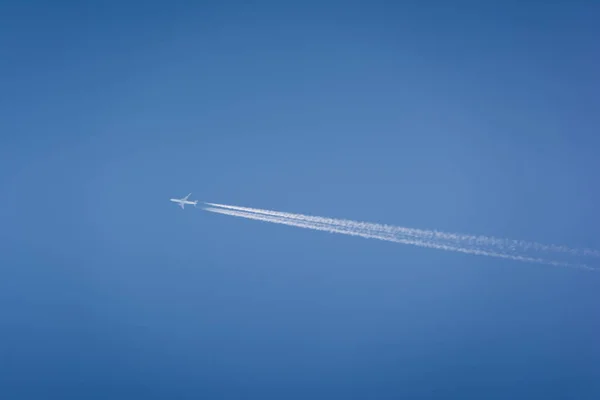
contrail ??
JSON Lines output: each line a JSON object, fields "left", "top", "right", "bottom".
{"left": 203, "top": 205, "right": 597, "bottom": 271}
{"left": 205, "top": 203, "right": 600, "bottom": 258}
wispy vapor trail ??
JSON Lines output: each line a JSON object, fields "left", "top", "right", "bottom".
{"left": 203, "top": 204, "right": 597, "bottom": 271}
{"left": 205, "top": 203, "right": 600, "bottom": 258}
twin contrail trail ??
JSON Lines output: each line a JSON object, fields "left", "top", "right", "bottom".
{"left": 202, "top": 202, "right": 599, "bottom": 271}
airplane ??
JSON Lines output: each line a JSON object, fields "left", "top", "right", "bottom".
{"left": 170, "top": 193, "right": 198, "bottom": 209}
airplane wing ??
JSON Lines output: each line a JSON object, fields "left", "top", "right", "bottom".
{"left": 179, "top": 202, "right": 185, "bottom": 209}
{"left": 183, "top": 193, "right": 191, "bottom": 201}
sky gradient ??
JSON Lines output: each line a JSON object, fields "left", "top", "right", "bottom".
{"left": 1, "top": 1, "right": 599, "bottom": 398}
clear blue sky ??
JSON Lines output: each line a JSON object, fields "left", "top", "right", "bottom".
{"left": 1, "top": 1, "right": 599, "bottom": 398}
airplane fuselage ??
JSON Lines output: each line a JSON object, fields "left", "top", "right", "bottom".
{"left": 170, "top": 199, "right": 197, "bottom": 205}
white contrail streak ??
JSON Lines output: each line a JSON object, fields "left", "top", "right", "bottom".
{"left": 203, "top": 206, "right": 596, "bottom": 271}
{"left": 204, "top": 203, "right": 600, "bottom": 258}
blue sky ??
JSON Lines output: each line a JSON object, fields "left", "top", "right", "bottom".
{"left": 1, "top": 1, "right": 599, "bottom": 398}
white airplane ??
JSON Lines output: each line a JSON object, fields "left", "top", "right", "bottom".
{"left": 170, "top": 193, "right": 198, "bottom": 209}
